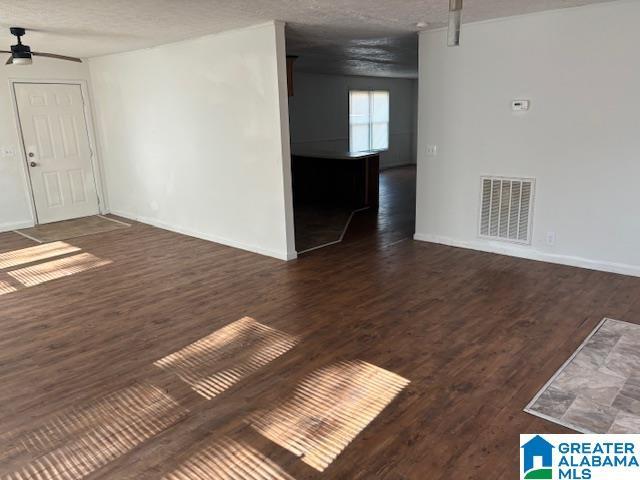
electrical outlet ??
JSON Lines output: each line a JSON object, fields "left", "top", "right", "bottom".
{"left": 546, "top": 231, "right": 556, "bottom": 246}
{"left": 426, "top": 145, "right": 438, "bottom": 156}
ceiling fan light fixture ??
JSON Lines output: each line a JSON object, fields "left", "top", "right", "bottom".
{"left": 448, "top": 0, "right": 463, "bottom": 47}
{"left": 12, "top": 56, "right": 32, "bottom": 65}
{"left": 11, "top": 50, "right": 32, "bottom": 65}
{"left": 3, "top": 27, "right": 82, "bottom": 66}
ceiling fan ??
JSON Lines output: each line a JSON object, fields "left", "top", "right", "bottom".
{"left": 1, "top": 27, "right": 82, "bottom": 65}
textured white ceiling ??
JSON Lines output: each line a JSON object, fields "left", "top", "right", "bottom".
{"left": 0, "top": 0, "right": 616, "bottom": 77}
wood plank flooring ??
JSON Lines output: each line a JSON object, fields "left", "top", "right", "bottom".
{"left": 14, "top": 215, "right": 129, "bottom": 243}
{"left": 2, "top": 166, "right": 640, "bottom": 479}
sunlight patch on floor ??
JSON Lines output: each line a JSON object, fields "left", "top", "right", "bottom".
{"left": 0, "top": 383, "right": 187, "bottom": 480}
{"left": 248, "top": 360, "right": 410, "bottom": 472}
{"left": 0, "top": 280, "right": 17, "bottom": 296}
{"left": 7, "top": 252, "right": 111, "bottom": 288}
{"left": 163, "top": 437, "right": 293, "bottom": 480}
{"left": 0, "top": 241, "right": 80, "bottom": 270}
{"left": 154, "top": 317, "right": 299, "bottom": 400}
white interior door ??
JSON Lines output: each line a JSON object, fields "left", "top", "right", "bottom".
{"left": 14, "top": 83, "right": 100, "bottom": 224}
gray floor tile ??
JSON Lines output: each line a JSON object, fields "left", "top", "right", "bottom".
{"left": 609, "top": 411, "right": 640, "bottom": 434}
{"left": 612, "top": 393, "right": 640, "bottom": 416}
{"left": 600, "top": 351, "right": 640, "bottom": 379}
{"left": 562, "top": 396, "right": 617, "bottom": 433}
{"left": 620, "top": 381, "right": 640, "bottom": 402}
{"left": 552, "top": 362, "right": 624, "bottom": 405}
{"left": 526, "top": 318, "right": 640, "bottom": 434}
{"left": 531, "top": 387, "right": 576, "bottom": 418}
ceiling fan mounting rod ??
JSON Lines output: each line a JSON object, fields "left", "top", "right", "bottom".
{"left": 448, "top": 0, "right": 463, "bottom": 47}
{"left": 10, "top": 27, "right": 26, "bottom": 41}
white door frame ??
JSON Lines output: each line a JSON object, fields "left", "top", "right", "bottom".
{"left": 8, "top": 78, "right": 107, "bottom": 225}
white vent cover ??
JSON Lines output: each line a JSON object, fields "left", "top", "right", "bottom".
{"left": 479, "top": 176, "right": 535, "bottom": 244}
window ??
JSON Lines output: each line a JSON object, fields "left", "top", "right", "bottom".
{"left": 349, "top": 90, "right": 389, "bottom": 153}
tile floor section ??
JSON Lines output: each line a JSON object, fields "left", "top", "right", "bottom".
{"left": 526, "top": 318, "right": 640, "bottom": 433}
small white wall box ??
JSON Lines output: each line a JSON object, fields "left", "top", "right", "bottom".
{"left": 512, "top": 100, "right": 530, "bottom": 111}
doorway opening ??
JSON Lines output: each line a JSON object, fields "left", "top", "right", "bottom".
{"left": 285, "top": 35, "right": 418, "bottom": 254}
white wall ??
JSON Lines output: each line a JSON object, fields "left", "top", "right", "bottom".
{"left": 288, "top": 72, "right": 418, "bottom": 169}
{"left": 90, "top": 22, "right": 296, "bottom": 260}
{"left": 416, "top": 0, "right": 640, "bottom": 277}
{"left": 0, "top": 59, "right": 93, "bottom": 231}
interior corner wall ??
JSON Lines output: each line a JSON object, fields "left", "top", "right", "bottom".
{"left": 89, "top": 22, "right": 295, "bottom": 260}
{"left": 0, "top": 59, "right": 92, "bottom": 232}
{"left": 288, "top": 72, "right": 418, "bottom": 169}
{"left": 415, "top": 0, "right": 640, "bottom": 277}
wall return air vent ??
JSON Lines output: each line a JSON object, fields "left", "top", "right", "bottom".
{"left": 479, "top": 176, "right": 535, "bottom": 244}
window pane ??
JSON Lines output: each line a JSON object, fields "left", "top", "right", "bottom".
{"left": 349, "top": 90, "right": 389, "bottom": 152}
{"left": 371, "top": 91, "right": 389, "bottom": 123}
{"left": 350, "top": 124, "right": 370, "bottom": 152}
{"left": 371, "top": 123, "right": 388, "bottom": 150}
{"left": 349, "top": 91, "right": 370, "bottom": 125}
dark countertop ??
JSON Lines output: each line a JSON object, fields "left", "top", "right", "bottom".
{"left": 291, "top": 149, "right": 381, "bottom": 160}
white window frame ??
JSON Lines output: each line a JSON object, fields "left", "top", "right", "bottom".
{"left": 349, "top": 90, "right": 389, "bottom": 153}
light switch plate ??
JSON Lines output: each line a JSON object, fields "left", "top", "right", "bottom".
{"left": 426, "top": 145, "right": 438, "bottom": 156}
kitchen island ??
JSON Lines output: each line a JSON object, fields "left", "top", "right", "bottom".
{"left": 291, "top": 149, "right": 380, "bottom": 209}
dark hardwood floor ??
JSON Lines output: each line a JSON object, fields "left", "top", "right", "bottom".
{"left": 343, "top": 165, "right": 417, "bottom": 248}
{"left": 294, "top": 165, "right": 417, "bottom": 253}
{"left": 1, "top": 164, "right": 640, "bottom": 479}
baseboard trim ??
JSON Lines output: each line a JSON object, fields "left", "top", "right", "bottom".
{"left": 111, "top": 210, "right": 296, "bottom": 261}
{"left": 1, "top": 220, "right": 34, "bottom": 233}
{"left": 413, "top": 233, "right": 640, "bottom": 278}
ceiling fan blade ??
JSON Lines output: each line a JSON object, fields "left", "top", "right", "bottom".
{"left": 6, "top": 56, "right": 13, "bottom": 65}
{"left": 0, "top": 50, "right": 12, "bottom": 53}
{"left": 32, "top": 52, "right": 82, "bottom": 63}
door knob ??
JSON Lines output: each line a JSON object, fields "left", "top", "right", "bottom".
{"left": 30, "top": 161, "right": 38, "bottom": 167}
